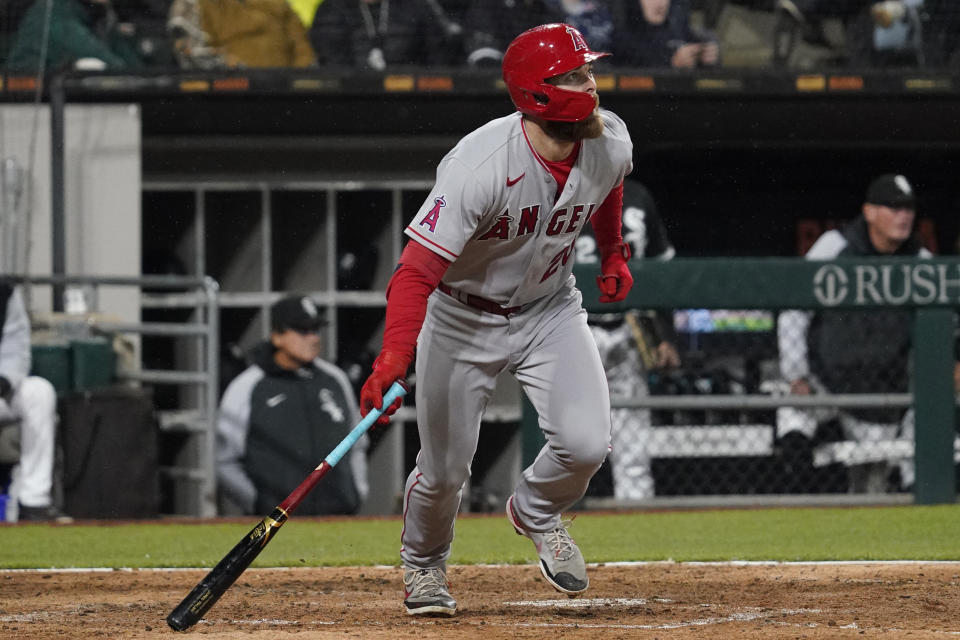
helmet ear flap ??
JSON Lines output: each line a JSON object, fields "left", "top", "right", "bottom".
{"left": 530, "top": 90, "right": 550, "bottom": 107}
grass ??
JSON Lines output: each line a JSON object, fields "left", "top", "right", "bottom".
{"left": 2, "top": 505, "right": 959, "bottom": 569}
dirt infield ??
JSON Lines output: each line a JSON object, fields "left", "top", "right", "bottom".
{"left": 2, "top": 562, "right": 959, "bottom": 639}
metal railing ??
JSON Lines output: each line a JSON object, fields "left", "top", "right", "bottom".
{"left": 16, "top": 273, "right": 220, "bottom": 516}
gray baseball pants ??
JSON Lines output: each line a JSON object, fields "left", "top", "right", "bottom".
{"left": 400, "top": 281, "right": 612, "bottom": 570}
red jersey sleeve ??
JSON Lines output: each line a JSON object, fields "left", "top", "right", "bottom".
{"left": 381, "top": 241, "right": 451, "bottom": 366}
{"left": 589, "top": 181, "right": 625, "bottom": 259}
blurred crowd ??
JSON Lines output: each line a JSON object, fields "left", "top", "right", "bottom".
{"left": 0, "top": 0, "right": 956, "bottom": 73}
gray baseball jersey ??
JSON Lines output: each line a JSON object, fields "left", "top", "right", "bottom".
{"left": 405, "top": 109, "right": 633, "bottom": 306}
{"left": 399, "top": 108, "right": 634, "bottom": 571}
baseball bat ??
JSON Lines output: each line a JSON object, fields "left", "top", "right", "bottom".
{"left": 166, "top": 380, "right": 408, "bottom": 632}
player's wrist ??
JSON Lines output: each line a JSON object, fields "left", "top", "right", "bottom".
{"left": 373, "top": 350, "right": 411, "bottom": 379}
{"left": 599, "top": 241, "right": 631, "bottom": 265}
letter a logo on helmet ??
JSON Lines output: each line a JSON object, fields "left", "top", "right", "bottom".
{"left": 566, "top": 25, "right": 588, "bottom": 52}
{"left": 502, "top": 23, "right": 609, "bottom": 123}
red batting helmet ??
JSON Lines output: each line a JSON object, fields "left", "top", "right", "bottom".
{"left": 502, "top": 23, "right": 609, "bottom": 123}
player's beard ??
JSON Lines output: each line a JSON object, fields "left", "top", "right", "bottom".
{"left": 543, "top": 110, "right": 605, "bottom": 142}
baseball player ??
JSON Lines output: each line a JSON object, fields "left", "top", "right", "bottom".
{"left": 579, "top": 179, "right": 679, "bottom": 501}
{"left": 359, "top": 23, "right": 634, "bottom": 616}
{"left": 0, "top": 284, "right": 66, "bottom": 522}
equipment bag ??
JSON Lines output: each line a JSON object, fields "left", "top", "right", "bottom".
{"left": 59, "top": 386, "right": 160, "bottom": 519}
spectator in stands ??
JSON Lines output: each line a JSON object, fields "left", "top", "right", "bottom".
{"left": 774, "top": 0, "right": 868, "bottom": 56}
{"left": 309, "top": 0, "right": 462, "bottom": 70}
{"left": 216, "top": 295, "right": 368, "bottom": 516}
{"left": 168, "top": 0, "right": 316, "bottom": 68}
{"left": 462, "top": 0, "right": 563, "bottom": 67}
{"left": 462, "top": 0, "right": 613, "bottom": 68}
{"left": 898, "top": 0, "right": 960, "bottom": 68}
{"left": 870, "top": 1, "right": 922, "bottom": 65}
{"left": 611, "top": 0, "right": 719, "bottom": 69}
{"left": 113, "top": 0, "right": 177, "bottom": 68}
{"left": 869, "top": 0, "right": 960, "bottom": 65}
{"left": 6, "top": 0, "right": 146, "bottom": 71}
{"left": 167, "top": 0, "right": 223, "bottom": 68}
{"left": 580, "top": 179, "right": 680, "bottom": 501}
{"left": 0, "top": 284, "right": 68, "bottom": 522}
{"left": 548, "top": 1, "right": 615, "bottom": 53}
{"left": 776, "top": 174, "right": 958, "bottom": 493}
{"left": 774, "top": 0, "right": 948, "bottom": 67}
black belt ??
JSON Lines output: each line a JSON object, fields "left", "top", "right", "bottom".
{"left": 438, "top": 283, "right": 525, "bottom": 316}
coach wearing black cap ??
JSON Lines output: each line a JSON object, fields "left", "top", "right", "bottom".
{"left": 777, "top": 173, "right": 935, "bottom": 494}
{"left": 269, "top": 295, "right": 327, "bottom": 369}
{"left": 861, "top": 173, "right": 919, "bottom": 255}
{"left": 215, "top": 295, "right": 368, "bottom": 516}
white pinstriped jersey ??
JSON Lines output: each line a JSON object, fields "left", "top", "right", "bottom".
{"left": 404, "top": 109, "right": 633, "bottom": 307}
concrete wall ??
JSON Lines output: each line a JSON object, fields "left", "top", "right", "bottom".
{"left": 0, "top": 104, "right": 141, "bottom": 321}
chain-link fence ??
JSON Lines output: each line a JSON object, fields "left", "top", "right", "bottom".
{"left": 588, "top": 307, "right": 922, "bottom": 500}
{"left": 547, "top": 258, "right": 960, "bottom": 505}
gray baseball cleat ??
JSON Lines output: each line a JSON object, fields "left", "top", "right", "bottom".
{"left": 506, "top": 495, "right": 588, "bottom": 596}
{"left": 403, "top": 566, "right": 457, "bottom": 616}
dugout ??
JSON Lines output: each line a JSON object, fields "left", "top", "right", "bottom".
{"left": 3, "top": 67, "right": 960, "bottom": 514}
{"left": 5, "top": 66, "right": 952, "bottom": 269}
{"left": 7, "top": 67, "right": 955, "bottom": 258}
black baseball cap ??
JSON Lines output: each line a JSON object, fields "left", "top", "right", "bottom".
{"left": 270, "top": 295, "right": 326, "bottom": 332}
{"left": 865, "top": 174, "right": 916, "bottom": 208}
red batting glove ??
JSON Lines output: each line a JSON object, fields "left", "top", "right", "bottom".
{"left": 360, "top": 351, "right": 410, "bottom": 426}
{"left": 597, "top": 242, "right": 633, "bottom": 303}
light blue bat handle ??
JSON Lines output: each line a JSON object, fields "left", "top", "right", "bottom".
{"left": 324, "top": 380, "right": 407, "bottom": 467}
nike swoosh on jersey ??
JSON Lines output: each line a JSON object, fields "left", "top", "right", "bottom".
{"left": 266, "top": 393, "right": 286, "bottom": 408}
{"left": 506, "top": 173, "right": 526, "bottom": 187}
